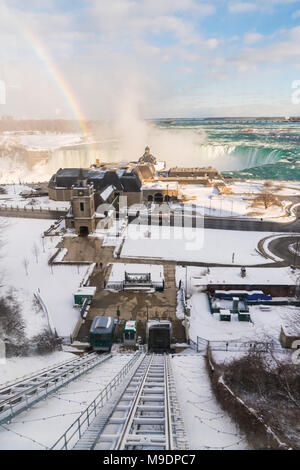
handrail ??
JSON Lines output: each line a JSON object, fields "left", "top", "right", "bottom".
{"left": 51, "top": 350, "right": 143, "bottom": 450}
{"left": 0, "top": 353, "right": 111, "bottom": 425}
{"left": 0, "top": 354, "right": 89, "bottom": 390}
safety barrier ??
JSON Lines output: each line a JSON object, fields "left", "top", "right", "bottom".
{"left": 51, "top": 350, "right": 142, "bottom": 450}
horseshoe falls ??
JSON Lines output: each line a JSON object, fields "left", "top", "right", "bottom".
{"left": 155, "top": 118, "right": 300, "bottom": 181}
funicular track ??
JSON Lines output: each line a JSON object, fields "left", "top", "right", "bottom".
{"left": 0, "top": 352, "right": 112, "bottom": 425}
{"left": 75, "top": 354, "right": 189, "bottom": 450}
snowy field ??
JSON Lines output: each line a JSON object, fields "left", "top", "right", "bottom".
{"left": 0, "top": 185, "right": 70, "bottom": 211}
{"left": 0, "top": 354, "right": 132, "bottom": 450}
{"left": 178, "top": 184, "right": 293, "bottom": 220}
{"left": 177, "top": 178, "right": 300, "bottom": 220}
{"left": 171, "top": 355, "right": 248, "bottom": 450}
{"left": 0, "top": 217, "right": 89, "bottom": 338}
{"left": 0, "top": 132, "right": 82, "bottom": 150}
{"left": 230, "top": 179, "right": 300, "bottom": 197}
{"left": 121, "top": 225, "right": 274, "bottom": 265}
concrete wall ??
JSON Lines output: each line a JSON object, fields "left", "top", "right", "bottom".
{"left": 48, "top": 187, "right": 72, "bottom": 201}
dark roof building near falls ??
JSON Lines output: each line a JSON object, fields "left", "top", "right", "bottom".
{"left": 49, "top": 167, "right": 141, "bottom": 193}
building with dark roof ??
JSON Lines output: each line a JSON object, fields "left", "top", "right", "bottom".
{"left": 49, "top": 167, "right": 143, "bottom": 205}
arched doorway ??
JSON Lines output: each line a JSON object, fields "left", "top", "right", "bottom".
{"left": 154, "top": 193, "right": 163, "bottom": 203}
{"left": 79, "top": 226, "right": 89, "bottom": 236}
{"left": 148, "top": 194, "right": 153, "bottom": 202}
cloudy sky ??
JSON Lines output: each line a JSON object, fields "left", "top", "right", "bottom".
{"left": 1, "top": 0, "right": 300, "bottom": 119}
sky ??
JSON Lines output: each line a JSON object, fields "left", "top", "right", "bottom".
{"left": 1, "top": 0, "right": 300, "bottom": 119}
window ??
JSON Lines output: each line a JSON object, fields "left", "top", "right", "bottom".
{"left": 80, "top": 202, "right": 84, "bottom": 211}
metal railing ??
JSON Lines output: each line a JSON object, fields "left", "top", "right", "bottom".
{"left": 0, "top": 204, "right": 67, "bottom": 213}
{"left": 51, "top": 350, "right": 142, "bottom": 450}
{"left": 0, "top": 353, "right": 111, "bottom": 425}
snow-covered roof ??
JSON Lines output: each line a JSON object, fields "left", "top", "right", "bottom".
{"left": 186, "top": 267, "right": 298, "bottom": 286}
{"left": 108, "top": 263, "right": 164, "bottom": 284}
{"left": 141, "top": 181, "right": 178, "bottom": 190}
{"left": 100, "top": 185, "right": 115, "bottom": 201}
{"left": 124, "top": 321, "right": 137, "bottom": 331}
{"left": 75, "top": 286, "right": 96, "bottom": 296}
{"left": 154, "top": 161, "right": 166, "bottom": 171}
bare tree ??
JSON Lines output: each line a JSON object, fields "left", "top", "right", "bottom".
{"left": 32, "top": 242, "right": 40, "bottom": 263}
{"left": 263, "top": 180, "right": 273, "bottom": 189}
{"left": 253, "top": 192, "right": 282, "bottom": 210}
{"left": 22, "top": 257, "right": 29, "bottom": 276}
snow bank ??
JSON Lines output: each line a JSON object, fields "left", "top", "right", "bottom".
{"left": 171, "top": 355, "right": 247, "bottom": 449}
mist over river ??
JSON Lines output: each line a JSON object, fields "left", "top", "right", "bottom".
{"left": 0, "top": 118, "right": 299, "bottom": 183}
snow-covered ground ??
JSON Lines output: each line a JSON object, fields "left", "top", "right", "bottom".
{"left": 0, "top": 217, "right": 89, "bottom": 338}
{"left": 0, "top": 354, "right": 132, "bottom": 450}
{"left": 178, "top": 182, "right": 296, "bottom": 220}
{"left": 0, "top": 132, "right": 82, "bottom": 150}
{"left": 0, "top": 351, "right": 75, "bottom": 386}
{"left": 121, "top": 225, "right": 274, "bottom": 265}
{"left": 187, "top": 293, "right": 298, "bottom": 346}
{"left": 171, "top": 355, "right": 248, "bottom": 449}
{"left": 229, "top": 179, "right": 300, "bottom": 197}
{"left": 0, "top": 185, "right": 70, "bottom": 211}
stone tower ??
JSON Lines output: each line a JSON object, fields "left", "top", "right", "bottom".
{"left": 69, "top": 169, "right": 96, "bottom": 236}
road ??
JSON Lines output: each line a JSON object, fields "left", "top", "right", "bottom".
{"left": 268, "top": 235, "right": 300, "bottom": 266}
{"left": 128, "top": 206, "right": 300, "bottom": 233}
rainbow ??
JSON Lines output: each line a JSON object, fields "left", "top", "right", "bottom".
{"left": 24, "top": 29, "right": 90, "bottom": 137}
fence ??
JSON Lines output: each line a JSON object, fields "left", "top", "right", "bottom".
{"left": 189, "top": 336, "right": 279, "bottom": 353}
{"left": 0, "top": 205, "right": 67, "bottom": 219}
{"left": 51, "top": 350, "right": 143, "bottom": 450}
{"left": 189, "top": 336, "right": 209, "bottom": 352}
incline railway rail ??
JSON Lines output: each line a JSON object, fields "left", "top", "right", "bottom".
{"left": 74, "top": 354, "right": 188, "bottom": 450}
{"left": 0, "top": 352, "right": 112, "bottom": 425}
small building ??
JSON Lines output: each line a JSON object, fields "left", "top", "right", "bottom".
{"left": 74, "top": 286, "right": 96, "bottom": 306}
{"left": 106, "top": 263, "right": 164, "bottom": 292}
{"left": 220, "top": 310, "right": 231, "bottom": 321}
{"left": 169, "top": 166, "right": 220, "bottom": 179}
{"left": 280, "top": 325, "right": 300, "bottom": 349}
{"left": 238, "top": 311, "right": 251, "bottom": 322}
{"left": 190, "top": 267, "right": 298, "bottom": 298}
{"left": 123, "top": 321, "right": 137, "bottom": 346}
